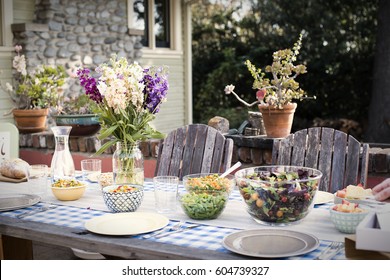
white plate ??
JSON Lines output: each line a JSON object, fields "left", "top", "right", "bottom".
{"left": 222, "top": 229, "right": 319, "bottom": 258}
{"left": 333, "top": 193, "right": 386, "bottom": 206}
{"left": 314, "top": 191, "right": 334, "bottom": 205}
{"left": 0, "top": 194, "right": 41, "bottom": 211}
{"left": 85, "top": 212, "right": 169, "bottom": 236}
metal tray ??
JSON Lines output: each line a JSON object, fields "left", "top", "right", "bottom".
{"left": 0, "top": 194, "right": 41, "bottom": 211}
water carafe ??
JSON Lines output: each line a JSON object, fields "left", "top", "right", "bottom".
{"left": 50, "top": 126, "right": 75, "bottom": 181}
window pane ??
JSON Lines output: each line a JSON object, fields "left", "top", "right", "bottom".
{"left": 133, "top": 0, "right": 149, "bottom": 46}
{"left": 154, "top": 0, "right": 170, "bottom": 48}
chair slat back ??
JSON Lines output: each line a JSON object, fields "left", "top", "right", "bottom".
{"left": 272, "top": 127, "right": 369, "bottom": 192}
{"left": 317, "top": 128, "right": 334, "bottom": 191}
{"left": 290, "top": 129, "right": 306, "bottom": 166}
{"left": 330, "top": 130, "right": 347, "bottom": 191}
{"left": 155, "top": 124, "right": 233, "bottom": 180}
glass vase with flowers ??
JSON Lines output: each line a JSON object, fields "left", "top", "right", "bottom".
{"left": 78, "top": 55, "right": 169, "bottom": 185}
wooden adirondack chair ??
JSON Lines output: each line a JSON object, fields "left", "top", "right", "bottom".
{"left": 271, "top": 127, "right": 369, "bottom": 193}
{"left": 155, "top": 124, "right": 234, "bottom": 180}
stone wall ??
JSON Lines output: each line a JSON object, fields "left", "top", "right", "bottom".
{"left": 11, "top": 0, "right": 141, "bottom": 97}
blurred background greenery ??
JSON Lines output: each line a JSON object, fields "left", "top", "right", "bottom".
{"left": 191, "top": 0, "right": 380, "bottom": 141}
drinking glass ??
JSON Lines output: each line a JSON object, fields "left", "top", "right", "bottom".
{"left": 81, "top": 159, "right": 102, "bottom": 182}
{"left": 153, "top": 176, "right": 179, "bottom": 214}
{"left": 28, "top": 164, "right": 49, "bottom": 197}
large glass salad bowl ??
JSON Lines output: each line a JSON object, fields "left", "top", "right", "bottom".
{"left": 235, "top": 166, "right": 322, "bottom": 226}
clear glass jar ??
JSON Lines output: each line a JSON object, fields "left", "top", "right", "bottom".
{"left": 112, "top": 141, "right": 144, "bottom": 185}
{"left": 50, "top": 126, "right": 75, "bottom": 182}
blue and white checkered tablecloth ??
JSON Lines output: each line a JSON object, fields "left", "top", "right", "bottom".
{"left": 0, "top": 180, "right": 345, "bottom": 260}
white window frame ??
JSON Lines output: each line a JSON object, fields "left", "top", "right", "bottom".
{"left": 127, "top": 0, "right": 182, "bottom": 55}
{"left": 0, "top": 0, "right": 13, "bottom": 48}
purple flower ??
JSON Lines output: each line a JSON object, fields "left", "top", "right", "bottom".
{"left": 77, "top": 68, "right": 103, "bottom": 103}
{"left": 143, "top": 67, "right": 169, "bottom": 114}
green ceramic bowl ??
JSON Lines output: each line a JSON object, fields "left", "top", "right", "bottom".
{"left": 55, "top": 114, "right": 100, "bottom": 137}
{"left": 329, "top": 207, "right": 369, "bottom": 234}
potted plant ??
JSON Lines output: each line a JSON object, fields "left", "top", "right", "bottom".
{"left": 3, "top": 45, "right": 67, "bottom": 133}
{"left": 224, "top": 33, "right": 314, "bottom": 138}
{"left": 54, "top": 94, "right": 101, "bottom": 137}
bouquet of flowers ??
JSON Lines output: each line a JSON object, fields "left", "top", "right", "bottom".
{"left": 77, "top": 55, "right": 169, "bottom": 151}
{"left": 77, "top": 55, "right": 169, "bottom": 184}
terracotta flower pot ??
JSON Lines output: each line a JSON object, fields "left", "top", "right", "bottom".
{"left": 13, "top": 108, "right": 49, "bottom": 133}
{"left": 258, "top": 103, "right": 297, "bottom": 138}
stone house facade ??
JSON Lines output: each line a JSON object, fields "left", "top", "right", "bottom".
{"left": 0, "top": 0, "right": 193, "bottom": 133}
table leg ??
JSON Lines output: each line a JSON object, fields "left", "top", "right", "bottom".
{"left": 0, "top": 234, "right": 33, "bottom": 260}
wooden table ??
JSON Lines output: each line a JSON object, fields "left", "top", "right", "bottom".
{"left": 1, "top": 179, "right": 383, "bottom": 260}
{"left": 0, "top": 179, "right": 247, "bottom": 260}
{"left": 0, "top": 215, "right": 245, "bottom": 260}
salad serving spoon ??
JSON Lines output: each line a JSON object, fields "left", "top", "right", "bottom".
{"left": 220, "top": 161, "right": 242, "bottom": 178}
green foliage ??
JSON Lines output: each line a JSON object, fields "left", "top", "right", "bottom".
{"left": 58, "top": 94, "right": 98, "bottom": 115}
{"left": 16, "top": 65, "right": 66, "bottom": 109}
{"left": 192, "top": 0, "right": 378, "bottom": 128}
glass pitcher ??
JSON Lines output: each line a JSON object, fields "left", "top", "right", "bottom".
{"left": 50, "top": 126, "right": 75, "bottom": 182}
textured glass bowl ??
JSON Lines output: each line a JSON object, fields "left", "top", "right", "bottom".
{"left": 235, "top": 165, "right": 322, "bottom": 226}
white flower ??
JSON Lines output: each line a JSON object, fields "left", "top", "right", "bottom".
{"left": 224, "top": 84, "right": 235, "bottom": 94}
{"left": 34, "top": 78, "right": 41, "bottom": 85}
{"left": 5, "top": 83, "right": 13, "bottom": 92}
{"left": 104, "top": 78, "right": 130, "bottom": 113}
{"left": 97, "top": 81, "right": 108, "bottom": 96}
{"left": 12, "top": 55, "right": 27, "bottom": 76}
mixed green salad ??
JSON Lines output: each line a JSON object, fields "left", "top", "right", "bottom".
{"left": 180, "top": 191, "right": 228, "bottom": 220}
{"left": 236, "top": 169, "right": 320, "bottom": 224}
{"left": 180, "top": 173, "right": 233, "bottom": 220}
{"left": 184, "top": 174, "right": 233, "bottom": 193}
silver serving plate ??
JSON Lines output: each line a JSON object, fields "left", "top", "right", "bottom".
{"left": 0, "top": 194, "right": 41, "bottom": 211}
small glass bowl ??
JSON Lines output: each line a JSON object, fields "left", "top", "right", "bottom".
{"left": 179, "top": 189, "right": 229, "bottom": 220}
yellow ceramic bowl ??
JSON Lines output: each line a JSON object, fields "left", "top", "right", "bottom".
{"left": 51, "top": 180, "right": 86, "bottom": 201}
{"left": 51, "top": 185, "right": 86, "bottom": 201}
